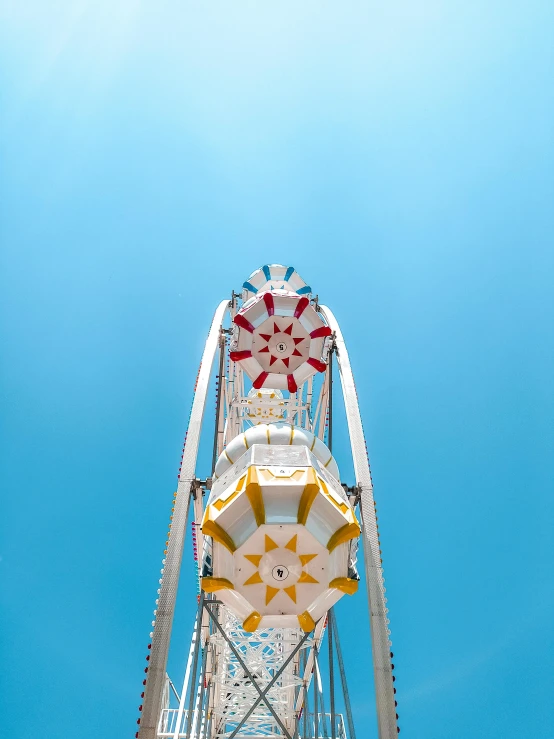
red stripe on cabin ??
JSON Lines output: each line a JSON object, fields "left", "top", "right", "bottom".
{"left": 307, "top": 357, "right": 327, "bottom": 373}
{"left": 234, "top": 314, "right": 255, "bottom": 333}
{"left": 287, "top": 374, "right": 298, "bottom": 392}
{"left": 262, "top": 292, "right": 275, "bottom": 317}
{"left": 294, "top": 297, "right": 310, "bottom": 319}
{"left": 253, "top": 371, "right": 269, "bottom": 389}
{"left": 310, "top": 326, "right": 332, "bottom": 339}
{"left": 230, "top": 350, "right": 252, "bottom": 362}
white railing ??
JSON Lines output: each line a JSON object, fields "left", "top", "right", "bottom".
{"left": 157, "top": 708, "right": 347, "bottom": 738}
{"left": 301, "top": 712, "right": 348, "bottom": 739}
{"left": 157, "top": 708, "right": 193, "bottom": 737}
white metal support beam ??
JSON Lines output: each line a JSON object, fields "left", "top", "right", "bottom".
{"left": 320, "top": 305, "right": 398, "bottom": 739}
{"left": 138, "top": 299, "right": 230, "bottom": 739}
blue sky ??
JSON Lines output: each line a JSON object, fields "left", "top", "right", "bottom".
{"left": 1, "top": 1, "right": 553, "bottom": 737}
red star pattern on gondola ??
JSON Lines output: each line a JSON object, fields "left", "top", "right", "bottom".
{"left": 250, "top": 316, "right": 311, "bottom": 376}
{"left": 257, "top": 321, "right": 306, "bottom": 369}
{"left": 229, "top": 290, "right": 332, "bottom": 390}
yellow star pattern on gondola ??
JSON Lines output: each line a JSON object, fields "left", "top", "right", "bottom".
{"left": 243, "top": 534, "right": 319, "bottom": 605}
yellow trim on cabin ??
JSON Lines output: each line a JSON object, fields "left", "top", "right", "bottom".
{"left": 329, "top": 577, "right": 359, "bottom": 595}
{"left": 213, "top": 489, "right": 239, "bottom": 511}
{"left": 201, "top": 577, "right": 234, "bottom": 593}
{"left": 244, "top": 554, "right": 262, "bottom": 567}
{"left": 298, "top": 611, "right": 316, "bottom": 633}
{"left": 327, "top": 522, "right": 361, "bottom": 552}
{"left": 265, "top": 535, "right": 279, "bottom": 552}
{"left": 243, "top": 571, "right": 263, "bottom": 586}
{"left": 285, "top": 534, "right": 297, "bottom": 552}
{"left": 298, "top": 571, "right": 319, "bottom": 584}
{"left": 297, "top": 468, "right": 320, "bottom": 525}
{"left": 243, "top": 611, "right": 262, "bottom": 633}
{"left": 333, "top": 498, "right": 350, "bottom": 515}
{"left": 284, "top": 585, "right": 297, "bottom": 603}
{"left": 202, "top": 513, "right": 237, "bottom": 553}
{"left": 245, "top": 466, "right": 265, "bottom": 526}
{"left": 317, "top": 477, "right": 350, "bottom": 515}
{"left": 212, "top": 474, "right": 246, "bottom": 511}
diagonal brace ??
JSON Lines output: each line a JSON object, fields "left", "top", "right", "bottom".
{"left": 203, "top": 602, "right": 297, "bottom": 739}
{"left": 227, "top": 630, "right": 312, "bottom": 739}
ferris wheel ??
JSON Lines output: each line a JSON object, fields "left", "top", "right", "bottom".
{"left": 135, "top": 266, "right": 400, "bottom": 739}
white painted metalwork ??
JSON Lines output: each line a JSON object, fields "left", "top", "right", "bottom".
{"left": 136, "top": 267, "right": 399, "bottom": 739}
{"left": 138, "top": 299, "right": 231, "bottom": 739}
{"left": 208, "top": 607, "right": 309, "bottom": 738}
{"left": 159, "top": 710, "right": 348, "bottom": 739}
{"left": 320, "top": 305, "right": 398, "bottom": 739}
